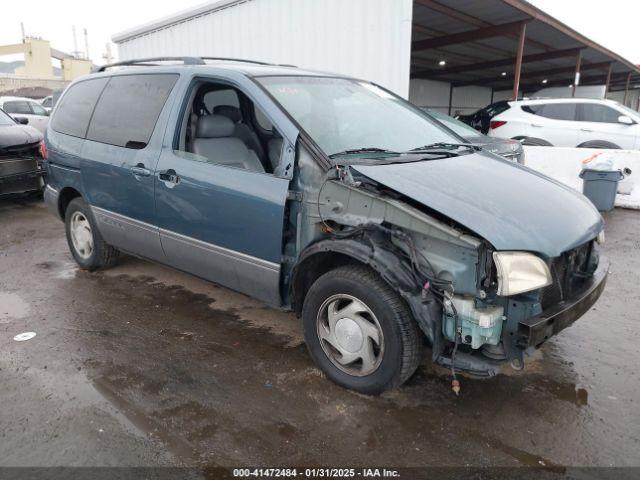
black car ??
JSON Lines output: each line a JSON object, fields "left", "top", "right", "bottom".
{"left": 0, "top": 108, "right": 45, "bottom": 197}
{"left": 424, "top": 108, "right": 524, "bottom": 163}
{"left": 456, "top": 101, "right": 511, "bottom": 134}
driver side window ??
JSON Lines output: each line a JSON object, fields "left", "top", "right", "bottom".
{"left": 175, "top": 80, "right": 285, "bottom": 176}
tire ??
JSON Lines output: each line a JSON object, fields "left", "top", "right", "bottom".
{"left": 65, "top": 197, "right": 119, "bottom": 271}
{"left": 577, "top": 140, "right": 621, "bottom": 149}
{"left": 302, "top": 265, "right": 423, "bottom": 394}
{"left": 513, "top": 136, "right": 553, "bottom": 147}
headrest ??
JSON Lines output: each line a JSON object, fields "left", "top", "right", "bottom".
{"left": 196, "top": 115, "right": 235, "bottom": 138}
{"left": 213, "top": 105, "right": 242, "bottom": 123}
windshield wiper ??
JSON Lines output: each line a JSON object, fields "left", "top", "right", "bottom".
{"left": 407, "top": 142, "right": 481, "bottom": 154}
{"left": 328, "top": 147, "right": 402, "bottom": 159}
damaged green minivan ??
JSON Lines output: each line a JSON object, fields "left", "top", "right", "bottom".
{"left": 45, "top": 59, "right": 608, "bottom": 394}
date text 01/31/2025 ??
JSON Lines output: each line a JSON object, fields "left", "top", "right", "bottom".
{"left": 232, "top": 468, "right": 401, "bottom": 478}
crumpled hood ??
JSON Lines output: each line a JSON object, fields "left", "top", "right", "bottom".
{"left": 351, "top": 152, "right": 603, "bottom": 258}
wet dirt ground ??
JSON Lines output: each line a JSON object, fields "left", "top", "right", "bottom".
{"left": 1, "top": 198, "right": 639, "bottom": 472}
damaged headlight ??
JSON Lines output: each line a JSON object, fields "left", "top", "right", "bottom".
{"left": 492, "top": 251, "right": 552, "bottom": 296}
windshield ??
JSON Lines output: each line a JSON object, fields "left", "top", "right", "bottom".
{"left": 258, "top": 76, "right": 460, "bottom": 158}
{"left": 0, "top": 108, "right": 16, "bottom": 126}
{"left": 425, "top": 109, "right": 480, "bottom": 137}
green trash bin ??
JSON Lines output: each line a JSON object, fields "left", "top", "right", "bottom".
{"left": 579, "top": 169, "right": 624, "bottom": 212}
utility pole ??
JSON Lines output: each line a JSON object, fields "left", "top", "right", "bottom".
{"left": 72, "top": 25, "right": 80, "bottom": 58}
{"left": 84, "top": 28, "right": 90, "bottom": 61}
{"left": 102, "top": 43, "right": 114, "bottom": 65}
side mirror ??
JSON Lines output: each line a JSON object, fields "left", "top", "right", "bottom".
{"left": 13, "top": 116, "right": 29, "bottom": 125}
{"left": 618, "top": 115, "right": 634, "bottom": 125}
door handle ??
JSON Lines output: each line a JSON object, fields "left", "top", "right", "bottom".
{"left": 531, "top": 123, "right": 543, "bottom": 128}
{"left": 130, "top": 164, "right": 151, "bottom": 177}
{"left": 580, "top": 128, "right": 593, "bottom": 132}
{"left": 158, "top": 169, "right": 180, "bottom": 185}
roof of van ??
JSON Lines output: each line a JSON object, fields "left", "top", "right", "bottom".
{"left": 92, "top": 58, "right": 346, "bottom": 80}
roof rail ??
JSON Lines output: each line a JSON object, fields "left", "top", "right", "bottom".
{"left": 93, "top": 56, "right": 293, "bottom": 73}
{"left": 199, "top": 56, "right": 272, "bottom": 66}
{"left": 93, "top": 56, "right": 205, "bottom": 73}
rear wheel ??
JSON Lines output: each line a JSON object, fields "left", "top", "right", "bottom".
{"left": 577, "top": 140, "right": 621, "bottom": 149}
{"left": 65, "top": 197, "right": 119, "bottom": 271}
{"left": 302, "top": 265, "right": 423, "bottom": 394}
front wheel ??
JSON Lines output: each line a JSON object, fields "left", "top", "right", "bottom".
{"left": 302, "top": 265, "right": 423, "bottom": 394}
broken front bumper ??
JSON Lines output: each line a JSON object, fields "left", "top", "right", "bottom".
{"left": 518, "top": 255, "right": 609, "bottom": 349}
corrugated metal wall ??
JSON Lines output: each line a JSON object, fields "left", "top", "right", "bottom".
{"left": 116, "top": 0, "right": 414, "bottom": 97}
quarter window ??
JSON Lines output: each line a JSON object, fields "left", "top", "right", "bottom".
{"left": 86, "top": 74, "right": 178, "bottom": 148}
{"left": 51, "top": 78, "right": 109, "bottom": 138}
{"left": 578, "top": 104, "right": 621, "bottom": 123}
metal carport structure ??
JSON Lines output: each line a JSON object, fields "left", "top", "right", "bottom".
{"left": 410, "top": 0, "right": 640, "bottom": 112}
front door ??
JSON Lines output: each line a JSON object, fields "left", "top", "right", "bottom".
{"left": 154, "top": 151, "right": 290, "bottom": 306}
{"left": 576, "top": 102, "right": 637, "bottom": 149}
{"left": 154, "top": 74, "right": 297, "bottom": 307}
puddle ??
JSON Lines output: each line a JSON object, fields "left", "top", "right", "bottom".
{"left": 0, "top": 292, "right": 31, "bottom": 323}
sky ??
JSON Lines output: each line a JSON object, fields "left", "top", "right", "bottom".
{"left": 1, "top": 0, "right": 639, "bottom": 66}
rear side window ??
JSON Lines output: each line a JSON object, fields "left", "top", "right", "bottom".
{"left": 51, "top": 78, "right": 109, "bottom": 138}
{"left": 523, "top": 103, "right": 576, "bottom": 121}
{"left": 86, "top": 74, "right": 178, "bottom": 148}
{"left": 3, "top": 101, "right": 32, "bottom": 115}
{"left": 578, "top": 103, "right": 620, "bottom": 123}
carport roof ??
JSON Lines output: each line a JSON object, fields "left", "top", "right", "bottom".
{"left": 411, "top": 0, "right": 640, "bottom": 94}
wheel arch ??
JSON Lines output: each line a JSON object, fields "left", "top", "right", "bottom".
{"left": 290, "top": 238, "right": 418, "bottom": 317}
{"left": 512, "top": 136, "right": 553, "bottom": 146}
{"left": 58, "top": 186, "right": 83, "bottom": 220}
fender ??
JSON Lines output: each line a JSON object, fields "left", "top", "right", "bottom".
{"left": 291, "top": 236, "right": 442, "bottom": 352}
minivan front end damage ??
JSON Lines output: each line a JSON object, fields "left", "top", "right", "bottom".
{"left": 297, "top": 162, "right": 608, "bottom": 378}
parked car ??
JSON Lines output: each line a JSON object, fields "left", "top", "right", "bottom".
{"left": 39, "top": 95, "right": 54, "bottom": 113}
{"left": 0, "top": 96, "right": 50, "bottom": 134}
{"left": 0, "top": 107, "right": 45, "bottom": 197}
{"left": 44, "top": 58, "right": 607, "bottom": 394}
{"left": 456, "top": 101, "right": 511, "bottom": 134}
{"left": 488, "top": 98, "right": 640, "bottom": 149}
{"left": 422, "top": 108, "right": 524, "bottom": 163}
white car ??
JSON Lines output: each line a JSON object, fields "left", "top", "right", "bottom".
{"left": 487, "top": 98, "right": 640, "bottom": 149}
{"left": 0, "top": 96, "right": 50, "bottom": 134}
{"left": 39, "top": 95, "right": 54, "bottom": 113}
